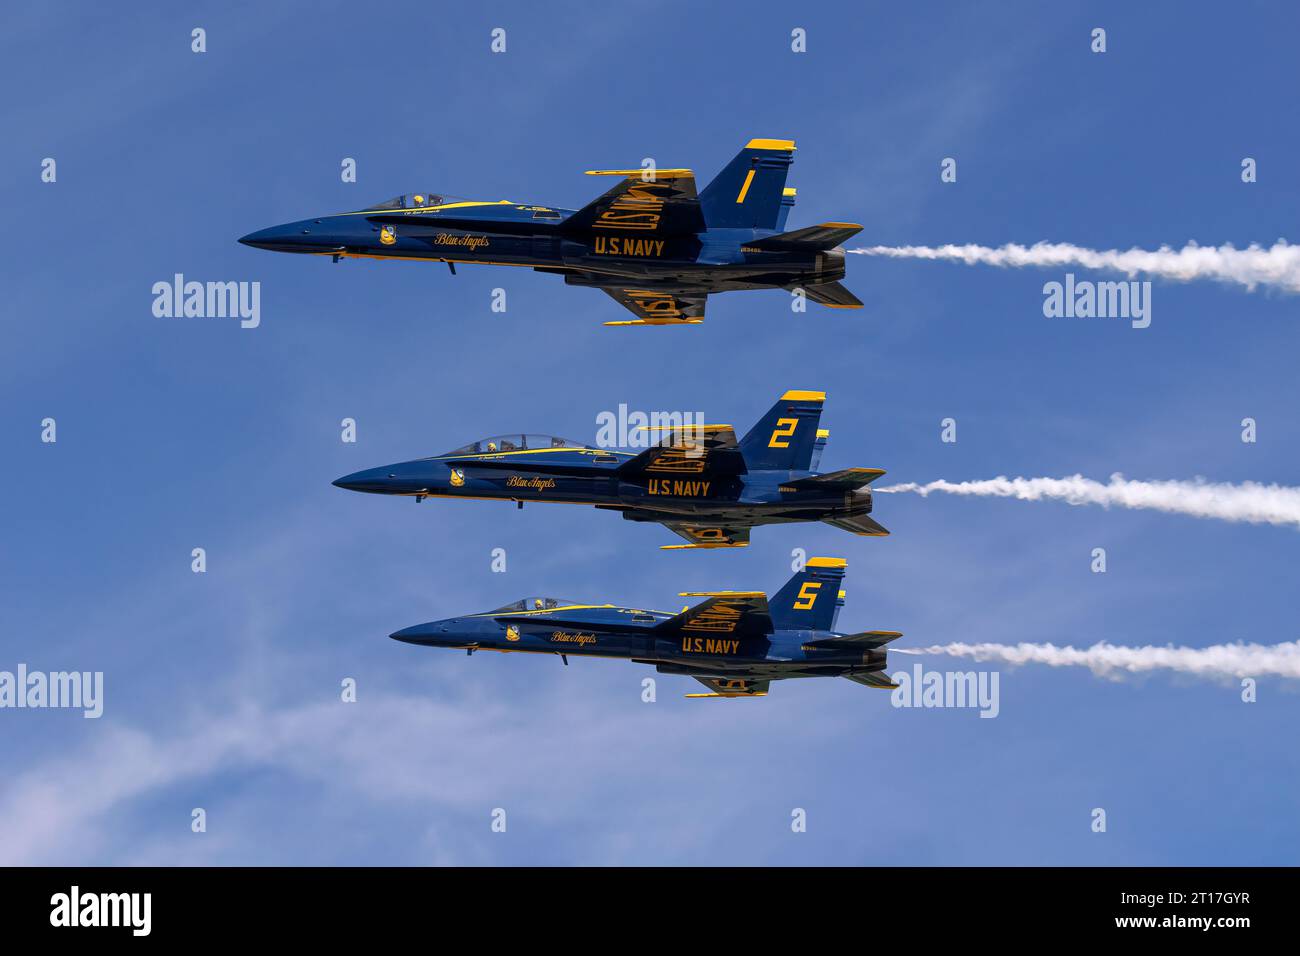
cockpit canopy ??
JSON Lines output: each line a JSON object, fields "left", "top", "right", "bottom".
{"left": 442, "top": 434, "right": 594, "bottom": 456}
{"left": 492, "top": 597, "right": 583, "bottom": 613}
{"left": 367, "top": 192, "right": 449, "bottom": 210}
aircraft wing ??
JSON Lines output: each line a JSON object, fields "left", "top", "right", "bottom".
{"left": 614, "top": 425, "right": 746, "bottom": 481}
{"left": 662, "top": 590, "right": 773, "bottom": 637}
{"left": 637, "top": 422, "right": 738, "bottom": 452}
{"left": 601, "top": 287, "right": 708, "bottom": 326}
{"left": 686, "top": 677, "right": 771, "bottom": 698}
{"left": 563, "top": 169, "right": 705, "bottom": 236}
{"left": 659, "top": 523, "right": 751, "bottom": 550}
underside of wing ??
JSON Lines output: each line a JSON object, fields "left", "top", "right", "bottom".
{"left": 601, "top": 287, "right": 707, "bottom": 326}
{"left": 685, "top": 676, "right": 771, "bottom": 699}
{"left": 660, "top": 523, "right": 751, "bottom": 550}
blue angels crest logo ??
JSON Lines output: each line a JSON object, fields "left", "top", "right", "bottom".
{"left": 449, "top": 468, "right": 465, "bottom": 487}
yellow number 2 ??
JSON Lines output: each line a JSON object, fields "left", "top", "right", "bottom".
{"left": 768, "top": 418, "right": 798, "bottom": 448}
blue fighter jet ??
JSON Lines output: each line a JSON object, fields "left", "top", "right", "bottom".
{"left": 239, "top": 139, "right": 863, "bottom": 325}
{"left": 333, "top": 390, "right": 889, "bottom": 549}
{"left": 391, "top": 557, "right": 901, "bottom": 698}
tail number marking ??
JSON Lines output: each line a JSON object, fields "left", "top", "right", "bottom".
{"left": 768, "top": 418, "right": 798, "bottom": 448}
{"left": 793, "top": 581, "right": 822, "bottom": 610}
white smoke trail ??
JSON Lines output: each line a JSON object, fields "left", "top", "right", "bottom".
{"left": 877, "top": 474, "right": 1300, "bottom": 530}
{"left": 849, "top": 240, "right": 1300, "bottom": 293}
{"left": 894, "top": 640, "right": 1300, "bottom": 681}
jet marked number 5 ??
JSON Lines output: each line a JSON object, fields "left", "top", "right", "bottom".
{"left": 793, "top": 581, "right": 821, "bottom": 610}
{"left": 768, "top": 418, "right": 798, "bottom": 448}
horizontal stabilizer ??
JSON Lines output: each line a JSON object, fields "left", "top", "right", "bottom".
{"left": 747, "top": 222, "right": 863, "bottom": 251}
{"left": 781, "top": 467, "right": 885, "bottom": 491}
{"left": 806, "top": 630, "right": 903, "bottom": 650}
{"left": 802, "top": 280, "right": 864, "bottom": 309}
{"left": 844, "top": 672, "right": 899, "bottom": 690}
{"left": 823, "top": 513, "right": 889, "bottom": 537}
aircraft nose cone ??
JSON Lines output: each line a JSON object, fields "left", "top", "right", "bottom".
{"left": 238, "top": 221, "right": 339, "bottom": 253}
{"left": 390, "top": 621, "right": 452, "bottom": 645}
{"left": 333, "top": 467, "right": 387, "bottom": 493}
{"left": 389, "top": 624, "right": 429, "bottom": 644}
{"left": 238, "top": 226, "right": 281, "bottom": 249}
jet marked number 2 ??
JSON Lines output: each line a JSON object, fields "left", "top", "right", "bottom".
{"left": 768, "top": 418, "right": 798, "bottom": 448}
{"left": 793, "top": 581, "right": 822, "bottom": 610}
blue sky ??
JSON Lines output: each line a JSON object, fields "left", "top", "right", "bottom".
{"left": 2, "top": 0, "right": 1298, "bottom": 864}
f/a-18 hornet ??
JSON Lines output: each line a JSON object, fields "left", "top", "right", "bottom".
{"left": 333, "top": 390, "right": 889, "bottom": 549}
{"left": 239, "top": 139, "right": 862, "bottom": 325}
{"left": 391, "top": 557, "right": 901, "bottom": 698}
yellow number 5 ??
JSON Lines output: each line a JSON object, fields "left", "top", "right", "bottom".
{"left": 793, "top": 581, "right": 821, "bottom": 610}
